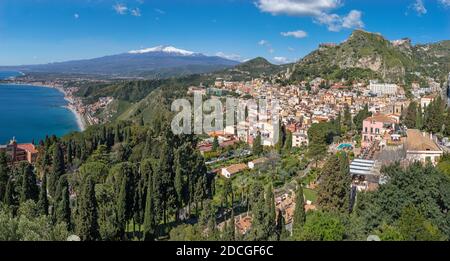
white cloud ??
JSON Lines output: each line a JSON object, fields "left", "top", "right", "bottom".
{"left": 258, "top": 40, "right": 269, "bottom": 46}
{"left": 342, "top": 10, "right": 364, "bottom": 28}
{"left": 281, "top": 30, "right": 307, "bottom": 38}
{"left": 256, "top": 0, "right": 341, "bottom": 16}
{"left": 258, "top": 40, "right": 275, "bottom": 53}
{"left": 74, "top": 13, "right": 80, "bottom": 19}
{"left": 316, "top": 10, "right": 364, "bottom": 32}
{"left": 216, "top": 52, "right": 242, "bottom": 61}
{"left": 155, "top": 8, "right": 166, "bottom": 14}
{"left": 288, "top": 47, "right": 295, "bottom": 52}
{"left": 412, "top": 0, "right": 427, "bottom": 15}
{"left": 131, "top": 8, "right": 141, "bottom": 17}
{"left": 256, "top": 0, "right": 363, "bottom": 32}
{"left": 439, "top": 0, "right": 450, "bottom": 7}
{"left": 113, "top": 3, "right": 128, "bottom": 15}
{"left": 273, "top": 56, "right": 291, "bottom": 64}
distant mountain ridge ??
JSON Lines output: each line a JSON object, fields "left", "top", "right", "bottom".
{"left": 0, "top": 45, "right": 240, "bottom": 79}
{"left": 206, "top": 57, "right": 289, "bottom": 81}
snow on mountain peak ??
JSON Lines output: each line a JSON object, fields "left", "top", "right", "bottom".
{"left": 128, "top": 45, "right": 196, "bottom": 55}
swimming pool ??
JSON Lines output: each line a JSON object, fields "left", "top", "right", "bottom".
{"left": 337, "top": 143, "right": 353, "bottom": 150}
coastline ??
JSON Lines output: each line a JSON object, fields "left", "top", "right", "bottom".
{"left": 66, "top": 104, "right": 87, "bottom": 132}
{"left": 0, "top": 81, "right": 87, "bottom": 132}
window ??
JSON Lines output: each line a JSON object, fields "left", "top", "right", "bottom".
{"left": 370, "top": 127, "right": 373, "bottom": 134}
{"left": 375, "top": 128, "right": 380, "bottom": 134}
{"left": 365, "top": 127, "right": 368, "bottom": 133}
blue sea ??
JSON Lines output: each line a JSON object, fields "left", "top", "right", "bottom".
{"left": 0, "top": 71, "right": 80, "bottom": 144}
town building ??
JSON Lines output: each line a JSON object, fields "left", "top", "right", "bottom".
{"left": 0, "top": 138, "right": 38, "bottom": 163}
{"left": 221, "top": 163, "right": 248, "bottom": 178}
{"left": 369, "top": 82, "right": 398, "bottom": 96}
{"left": 405, "top": 129, "right": 443, "bottom": 164}
{"left": 292, "top": 132, "right": 309, "bottom": 147}
{"left": 361, "top": 114, "right": 398, "bottom": 148}
{"left": 248, "top": 157, "right": 268, "bottom": 169}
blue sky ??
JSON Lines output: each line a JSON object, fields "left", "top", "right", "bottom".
{"left": 0, "top": 0, "right": 449, "bottom": 65}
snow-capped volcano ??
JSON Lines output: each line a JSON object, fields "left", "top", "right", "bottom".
{"left": 3, "top": 45, "right": 239, "bottom": 78}
{"left": 128, "top": 45, "right": 197, "bottom": 56}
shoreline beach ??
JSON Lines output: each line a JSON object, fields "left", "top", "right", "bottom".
{"left": 0, "top": 81, "right": 87, "bottom": 132}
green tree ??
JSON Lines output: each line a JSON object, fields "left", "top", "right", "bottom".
{"left": 397, "top": 205, "right": 445, "bottom": 241}
{"left": 252, "top": 133, "right": 263, "bottom": 156}
{"left": 37, "top": 173, "right": 49, "bottom": 215}
{"left": 56, "top": 184, "right": 71, "bottom": 230}
{"left": 143, "top": 173, "right": 156, "bottom": 241}
{"left": 76, "top": 177, "right": 100, "bottom": 241}
{"left": 424, "top": 96, "right": 445, "bottom": 133}
{"left": 416, "top": 103, "right": 423, "bottom": 129}
{"left": 404, "top": 101, "right": 417, "bottom": 128}
{"left": 0, "top": 151, "right": 9, "bottom": 203}
{"left": 49, "top": 142, "right": 65, "bottom": 197}
{"left": 293, "top": 185, "right": 306, "bottom": 234}
{"left": 117, "top": 176, "right": 130, "bottom": 239}
{"left": 264, "top": 185, "right": 276, "bottom": 240}
{"left": 283, "top": 131, "right": 293, "bottom": 152}
{"left": 317, "top": 153, "right": 351, "bottom": 213}
{"left": 295, "top": 211, "right": 345, "bottom": 241}
{"left": 275, "top": 119, "right": 285, "bottom": 154}
{"left": 276, "top": 209, "right": 289, "bottom": 241}
{"left": 20, "top": 163, "right": 39, "bottom": 203}
{"left": 353, "top": 104, "right": 371, "bottom": 133}
{"left": 3, "top": 177, "right": 16, "bottom": 206}
{"left": 247, "top": 182, "right": 267, "bottom": 240}
{"left": 343, "top": 104, "right": 352, "bottom": 131}
{"left": 212, "top": 136, "right": 219, "bottom": 152}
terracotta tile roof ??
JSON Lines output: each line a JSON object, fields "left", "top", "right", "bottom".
{"left": 364, "top": 114, "right": 397, "bottom": 124}
{"left": 223, "top": 163, "right": 248, "bottom": 175}
{"left": 406, "top": 129, "right": 441, "bottom": 152}
{"left": 17, "top": 144, "right": 38, "bottom": 154}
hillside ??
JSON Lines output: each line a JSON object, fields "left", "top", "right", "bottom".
{"left": 289, "top": 30, "right": 450, "bottom": 85}
{"left": 205, "top": 57, "right": 287, "bottom": 82}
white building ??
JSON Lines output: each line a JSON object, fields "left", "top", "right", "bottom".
{"left": 369, "top": 83, "right": 398, "bottom": 96}
{"left": 292, "top": 132, "right": 309, "bottom": 147}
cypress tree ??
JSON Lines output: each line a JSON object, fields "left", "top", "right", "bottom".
{"left": 212, "top": 136, "right": 219, "bottom": 152}
{"left": 276, "top": 209, "right": 289, "bottom": 241}
{"left": 0, "top": 151, "right": 9, "bottom": 203}
{"left": 416, "top": 103, "right": 423, "bottom": 129}
{"left": 20, "top": 163, "right": 39, "bottom": 203}
{"left": 317, "top": 152, "right": 351, "bottom": 213}
{"left": 264, "top": 185, "right": 276, "bottom": 240}
{"left": 343, "top": 104, "right": 352, "bottom": 130}
{"left": 49, "top": 142, "right": 65, "bottom": 197}
{"left": 143, "top": 174, "right": 156, "bottom": 241}
{"left": 117, "top": 176, "right": 129, "bottom": 239}
{"left": 174, "top": 156, "right": 184, "bottom": 221}
{"left": 56, "top": 185, "right": 71, "bottom": 229}
{"left": 252, "top": 133, "right": 263, "bottom": 156}
{"left": 275, "top": 119, "right": 285, "bottom": 154}
{"left": 4, "top": 177, "right": 15, "bottom": 206}
{"left": 67, "top": 141, "right": 73, "bottom": 165}
{"left": 37, "top": 173, "right": 49, "bottom": 215}
{"left": 293, "top": 185, "right": 306, "bottom": 234}
{"left": 76, "top": 177, "right": 100, "bottom": 241}
{"left": 283, "top": 131, "right": 292, "bottom": 152}
{"left": 404, "top": 101, "right": 417, "bottom": 128}
{"left": 114, "top": 125, "right": 121, "bottom": 144}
